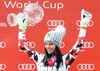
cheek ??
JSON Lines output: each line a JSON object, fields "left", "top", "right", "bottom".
{"left": 51, "top": 47, "right": 56, "bottom": 52}
{"left": 44, "top": 45, "right": 48, "bottom": 48}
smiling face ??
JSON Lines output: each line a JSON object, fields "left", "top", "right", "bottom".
{"left": 45, "top": 42, "right": 56, "bottom": 54}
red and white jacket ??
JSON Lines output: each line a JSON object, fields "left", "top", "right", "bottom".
{"left": 18, "top": 27, "right": 86, "bottom": 71}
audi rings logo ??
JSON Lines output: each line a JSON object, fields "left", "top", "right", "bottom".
{"left": 76, "top": 20, "right": 94, "bottom": 27}
{"left": 25, "top": 41, "right": 36, "bottom": 48}
{"left": 82, "top": 42, "right": 94, "bottom": 48}
{"left": 60, "top": 42, "right": 65, "bottom": 48}
{"left": 18, "top": 63, "right": 36, "bottom": 70}
{"left": 0, "top": 64, "right": 6, "bottom": 70}
{"left": 80, "top": 42, "right": 94, "bottom": 52}
{"left": 0, "top": 42, "right": 6, "bottom": 48}
{"left": 77, "top": 63, "right": 95, "bottom": 70}
{"left": 47, "top": 20, "right": 65, "bottom": 30}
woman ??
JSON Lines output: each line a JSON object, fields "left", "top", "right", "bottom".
{"left": 17, "top": 9, "right": 92, "bottom": 71}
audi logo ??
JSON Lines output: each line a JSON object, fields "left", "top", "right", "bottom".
{"left": 60, "top": 42, "right": 65, "bottom": 48}
{"left": 25, "top": 41, "right": 36, "bottom": 48}
{"left": 80, "top": 42, "right": 94, "bottom": 52}
{"left": 0, "top": 64, "right": 6, "bottom": 70}
{"left": 77, "top": 63, "right": 95, "bottom": 70}
{"left": 76, "top": 20, "right": 94, "bottom": 27}
{"left": 82, "top": 42, "right": 94, "bottom": 48}
{"left": 47, "top": 20, "right": 65, "bottom": 30}
{"left": 18, "top": 63, "right": 36, "bottom": 70}
{"left": 0, "top": 42, "right": 6, "bottom": 48}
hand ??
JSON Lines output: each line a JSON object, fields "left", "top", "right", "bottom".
{"left": 80, "top": 9, "right": 92, "bottom": 28}
{"left": 17, "top": 12, "right": 28, "bottom": 31}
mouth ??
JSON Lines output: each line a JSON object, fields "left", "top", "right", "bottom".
{"left": 47, "top": 49, "right": 52, "bottom": 52}
{"left": 46, "top": 49, "right": 53, "bottom": 54}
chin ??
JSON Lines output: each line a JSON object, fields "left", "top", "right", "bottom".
{"left": 48, "top": 52, "right": 52, "bottom": 54}
{"left": 47, "top": 51, "right": 55, "bottom": 54}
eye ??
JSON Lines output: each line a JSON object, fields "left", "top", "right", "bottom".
{"left": 49, "top": 43, "right": 53, "bottom": 45}
{"left": 45, "top": 43, "right": 48, "bottom": 45}
{"left": 49, "top": 42, "right": 55, "bottom": 46}
{"left": 45, "top": 42, "right": 55, "bottom": 46}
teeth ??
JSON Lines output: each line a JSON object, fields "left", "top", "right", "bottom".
{"left": 47, "top": 50, "right": 51, "bottom": 51}
{"left": 47, "top": 49, "right": 52, "bottom": 52}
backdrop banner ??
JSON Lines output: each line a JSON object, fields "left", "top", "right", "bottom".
{"left": 0, "top": 0, "right": 99, "bottom": 71}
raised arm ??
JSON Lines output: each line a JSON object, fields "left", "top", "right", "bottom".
{"left": 17, "top": 13, "right": 44, "bottom": 63}
{"left": 64, "top": 9, "right": 92, "bottom": 68}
